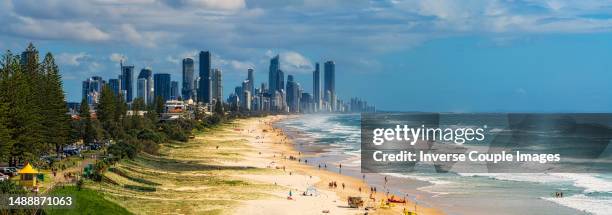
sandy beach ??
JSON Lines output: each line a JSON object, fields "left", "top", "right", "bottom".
{"left": 232, "top": 115, "right": 443, "bottom": 215}
{"left": 95, "top": 115, "right": 443, "bottom": 214}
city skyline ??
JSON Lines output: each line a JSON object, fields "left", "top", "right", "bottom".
{"left": 3, "top": 1, "right": 612, "bottom": 111}
{"left": 77, "top": 49, "right": 370, "bottom": 113}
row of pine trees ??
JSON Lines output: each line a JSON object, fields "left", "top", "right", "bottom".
{"left": 0, "top": 44, "right": 71, "bottom": 165}
{"left": 0, "top": 43, "right": 239, "bottom": 167}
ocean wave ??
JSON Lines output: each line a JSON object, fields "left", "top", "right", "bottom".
{"left": 550, "top": 173, "right": 612, "bottom": 193}
{"left": 542, "top": 194, "right": 612, "bottom": 215}
{"left": 457, "top": 173, "right": 572, "bottom": 184}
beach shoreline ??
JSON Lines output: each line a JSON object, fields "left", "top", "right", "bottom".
{"left": 235, "top": 115, "right": 444, "bottom": 215}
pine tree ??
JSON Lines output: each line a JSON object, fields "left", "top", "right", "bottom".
{"left": 41, "top": 53, "right": 72, "bottom": 154}
{"left": 4, "top": 49, "right": 43, "bottom": 162}
{"left": 79, "top": 98, "right": 95, "bottom": 144}
{"left": 0, "top": 53, "right": 14, "bottom": 163}
{"left": 96, "top": 85, "right": 117, "bottom": 138}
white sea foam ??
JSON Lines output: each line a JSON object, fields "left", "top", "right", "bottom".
{"left": 457, "top": 173, "right": 572, "bottom": 184}
{"left": 550, "top": 173, "right": 612, "bottom": 193}
{"left": 542, "top": 194, "right": 612, "bottom": 215}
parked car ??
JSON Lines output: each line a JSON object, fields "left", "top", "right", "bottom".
{"left": 0, "top": 167, "right": 17, "bottom": 177}
{"left": 63, "top": 145, "right": 81, "bottom": 156}
{"left": 0, "top": 172, "right": 8, "bottom": 181}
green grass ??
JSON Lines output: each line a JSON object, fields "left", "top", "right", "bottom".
{"left": 45, "top": 186, "right": 131, "bottom": 215}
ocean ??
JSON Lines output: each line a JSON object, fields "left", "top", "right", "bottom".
{"left": 275, "top": 114, "right": 612, "bottom": 215}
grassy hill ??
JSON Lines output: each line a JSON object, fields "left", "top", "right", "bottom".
{"left": 44, "top": 186, "right": 131, "bottom": 215}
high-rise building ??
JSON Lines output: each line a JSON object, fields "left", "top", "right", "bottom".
{"left": 211, "top": 68, "right": 223, "bottom": 103}
{"left": 137, "top": 68, "right": 153, "bottom": 104}
{"left": 170, "top": 81, "right": 179, "bottom": 100}
{"left": 313, "top": 63, "right": 321, "bottom": 111}
{"left": 268, "top": 55, "right": 279, "bottom": 92}
{"left": 286, "top": 75, "right": 300, "bottom": 113}
{"left": 82, "top": 76, "right": 105, "bottom": 105}
{"left": 154, "top": 73, "right": 171, "bottom": 102}
{"left": 121, "top": 62, "right": 135, "bottom": 102}
{"left": 324, "top": 61, "right": 335, "bottom": 111}
{"left": 20, "top": 47, "right": 36, "bottom": 66}
{"left": 247, "top": 68, "right": 255, "bottom": 94}
{"left": 108, "top": 78, "right": 121, "bottom": 96}
{"left": 277, "top": 69, "right": 285, "bottom": 92}
{"left": 137, "top": 79, "right": 147, "bottom": 103}
{"left": 198, "top": 51, "right": 212, "bottom": 104}
{"left": 182, "top": 58, "right": 195, "bottom": 100}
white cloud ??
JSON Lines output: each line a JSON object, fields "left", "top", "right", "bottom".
{"left": 57, "top": 52, "right": 89, "bottom": 66}
{"left": 109, "top": 53, "right": 127, "bottom": 63}
{"left": 118, "top": 24, "right": 166, "bottom": 48}
{"left": 161, "top": 0, "right": 245, "bottom": 11}
{"left": 9, "top": 17, "right": 110, "bottom": 42}
{"left": 279, "top": 51, "right": 313, "bottom": 73}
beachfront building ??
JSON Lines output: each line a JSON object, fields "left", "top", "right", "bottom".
{"left": 121, "top": 62, "right": 135, "bottom": 102}
{"left": 313, "top": 62, "right": 321, "bottom": 112}
{"left": 137, "top": 68, "right": 153, "bottom": 104}
{"left": 161, "top": 100, "right": 187, "bottom": 121}
{"left": 211, "top": 68, "right": 223, "bottom": 104}
{"left": 182, "top": 58, "right": 195, "bottom": 100}
{"left": 154, "top": 73, "right": 171, "bottom": 102}
{"left": 198, "top": 51, "right": 212, "bottom": 104}
{"left": 324, "top": 61, "right": 335, "bottom": 112}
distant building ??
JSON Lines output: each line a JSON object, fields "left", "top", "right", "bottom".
{"left": 247, "top": 68, "right": 255, "bottom": 94}
{"left": 277, "top": 69, "right": 285, "bottom": 93}
{"left": 286, "top": 75, "right": 300, "bottom": 113}
{"left": 82, "top": 76, "right": 105, "bottom": 105}
{"left": 108, "top": 78, "right": 121, "bottom": 96}
{"left": 182, "top": 58, "right": 195, "bottom": 100}
{"left": 137, "top": 68, "right": 153, "bottom": 104}
{"left": 161, "top": 100, "right": 187, "bottom": 121}
{"left": 170, "top": 81, "right": 179, "bottom": 100}
{"left": 313, "top": 62, "right": 321, "bottom": 112}
{"left": 198, "top": 51, "right": 212, "bottom": 104}
{"left": 268, "top": 55, "right": 280, "bottom": 93}
{"left": 324, "top": 61, "right": 335, "bottom": 111}
{"left": 153, "top": 73, "right": 171, "bottom": 102}
{"left": 121, "top": 62, "right": 135, "bottom": 102}
{"left": 211, "top": 68, "right": 223, "bottom": 104}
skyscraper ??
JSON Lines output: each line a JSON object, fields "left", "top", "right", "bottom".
{"left": 277, "top": 69, "right": 285, "bottom": 92}
{"left": 121, "top": 63, "right": 135, "bottom": 102}
{"left": 170, "top": 81, "right": 179, "bottom": 100}
{"left": 198, "top": 51, "right": 212, "bottom": 104}
{"left": 313, "top": 62, "right": 321, "bottom": 111}
{"left": 154, "top": 73, "right": 171, "bottom": 102}
{"left": 137, "top": 68, "right": 153, "bottom": 104}
{"left": 82, "top": 76, "right": 105, "bottom": 105}
{"left": 324, "top": 61, "right": 335, "bottom": 111}
{"left": 211, "top": 68, "right": 223, "bottom": 102}
{"left": 268, "top": 55, "right": 279, "bottom": 92}
{"left": 108, "top": 78, "right": 121, "bottom": 96}
{"left": 247, "top": 68, "right": 255, "bottom": 94}
{"left": 286, "top": 75, "right": 300, "bottom": 113}
{"left": 182, "top": 58, "right": 195, "bottom": 100}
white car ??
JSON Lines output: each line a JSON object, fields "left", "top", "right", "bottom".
{"left": 0, "top": 173, "right": 8, "bottom": 181}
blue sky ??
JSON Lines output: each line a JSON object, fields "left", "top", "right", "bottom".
{"left": 2, "top": 0, "right": 612, "bottom": 112}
